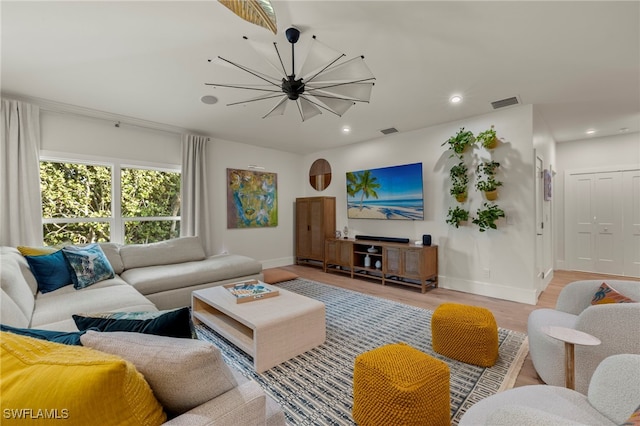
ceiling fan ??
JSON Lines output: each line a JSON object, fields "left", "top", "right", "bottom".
{"left": 206, "top": 27, "right": 376, "bottom": 122}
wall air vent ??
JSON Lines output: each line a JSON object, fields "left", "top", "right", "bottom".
{"left": 491, "top": 96, "right": 520, "bottom": 109}
{"left": 380, "top": 127, "right": 398, "bottom": 135}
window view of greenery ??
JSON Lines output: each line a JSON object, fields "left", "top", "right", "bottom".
{"left": 41, "top": 161, "right": 181, "bottom": 246}
{"left": 121, "top": 168, "right": 181, "bottom": 244}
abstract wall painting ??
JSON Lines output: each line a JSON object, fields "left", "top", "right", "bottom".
{"left": 227, "top": 168, "right": 277, "bottom": 228}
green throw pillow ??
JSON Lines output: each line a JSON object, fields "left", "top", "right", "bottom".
{"left": 72, "top": 307, "right": 195, "bottom": 339}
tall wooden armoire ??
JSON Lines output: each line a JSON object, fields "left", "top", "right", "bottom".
{"left": 295, "top": 197, "right": 336, "bottom": 266}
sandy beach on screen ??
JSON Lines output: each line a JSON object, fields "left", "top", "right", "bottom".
{"left": 347, "top": 205, "right": 423, "bottom": 220}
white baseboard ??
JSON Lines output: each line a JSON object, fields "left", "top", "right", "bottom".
{"left": 261, "top": 257, "right": 295, "bottom": 269}
{"left": 440, "top": 276, "right": 538, "bottom": 305}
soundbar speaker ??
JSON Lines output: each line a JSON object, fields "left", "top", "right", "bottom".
{"left": 422, "top": 234, "right": 432, "bottom": 246}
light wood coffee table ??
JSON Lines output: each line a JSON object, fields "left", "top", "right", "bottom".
{"left": 192, "top": 282, "right": 326, "bottom": 373}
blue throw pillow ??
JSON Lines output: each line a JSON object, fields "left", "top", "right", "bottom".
{"left": 62, "top": 244, "right": 115, "bottom": 290}
{"left": 24, "top": 250, "right": 73, "bottom": 293}
{"left": 72, "top": 307, "right": 195, "bottom": 339}
{"left": 0, "top": 324, "right": 93, "bottom": 346}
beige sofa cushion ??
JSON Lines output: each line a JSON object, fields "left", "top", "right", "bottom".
{"left": 81, "top": 331, "right": 238, "bottom": 417}
{"left": 99, "top": 242, "right": 124, "bottom": 274}
{"left": 1, "top": 247, "right": 37, "bottom": 327}
{"left": 120, "top": 254, "right": 262, "bottom": 296}
{"left": 119, "top": 236, "right": 206, "bottom": 270}
{"left": 30, "top": 277, "right": 157, "bottom": 331}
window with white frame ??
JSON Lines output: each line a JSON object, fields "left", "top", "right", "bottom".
{"left": 40, "top": 158, "right": 180, "bottom": 245}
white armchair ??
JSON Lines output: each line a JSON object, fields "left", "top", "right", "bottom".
{"left": 527, "top": 280, "right": 640, "bottom": 394}
{"left": 459, "top": 354, "right": 640, "bottom": 425}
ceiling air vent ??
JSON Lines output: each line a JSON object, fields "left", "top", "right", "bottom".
{"left": 491, "top": 96, "right": 520, "bottom": 109}
{"left": 380, "top": 127, "right": 398, "bottom": 135}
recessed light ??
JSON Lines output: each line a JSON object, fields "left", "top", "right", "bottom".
{"left": 200, "top": 95, "right": 218, "bottom": 105}
{"left": 450, "top": 95, "right": 463, "bottom": 104}
{"left": 342, "top": 126, "right": 351, "bottom": 134}
{"left": 586, "top": 129, "right": 596, "bottom": 135}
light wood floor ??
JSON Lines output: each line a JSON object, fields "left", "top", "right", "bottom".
{"left": 267, "top": 264, "right": 639, "bottom": 388}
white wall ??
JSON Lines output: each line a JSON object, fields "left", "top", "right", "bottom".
{"left": 554, "top": 131, "right": 640, "bottom": 269}
{"left": 206, "top": 138, "right": 304, "bottom": 267}
{"left": 302, "top": 105, "right": 539, "bottom": 304}
{"left": 40, "top": 111, "right": 181, "bottom": 165}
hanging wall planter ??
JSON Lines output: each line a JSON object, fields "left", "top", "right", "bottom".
{"left": 442, "top": 127, "right": 476, "bottom": 157}
{"left": 475, "top": 161, "right": 502, "bottom": 200}
{"left": 446, "top": 206, "right": 469, "bottom": 228}
{"left": 472, "top": 203, "right": 505, "bottom": 232}
{"left": 449, "top": 161, "right": 469, "bottom": 203}
{"left": 477, "top": 125, "right": 499, "bottom": 150}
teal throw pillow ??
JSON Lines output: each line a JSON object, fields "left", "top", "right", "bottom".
{"left": 62, "top": 244, "right": 115, "bottom": 289}
{"left": 72, "top": 307, "right": 195, "bottom": 339}
{"left": 24, "top": 250, "right": 73, "bottom": 293}
{"left": 0, "top": 324, "right": 95, "bottom": 346}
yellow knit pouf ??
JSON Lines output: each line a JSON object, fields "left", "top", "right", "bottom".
{"left": 353, "top": 342, "right": 450, "bottom": 426}
{"left": 431, "top": 303, "right": 499, "bottom": 367}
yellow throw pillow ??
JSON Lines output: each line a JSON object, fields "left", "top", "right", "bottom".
{"left": 1, "top": 332, "right": 166, "bottom": 426}
{"left": 16, "top": 245, "right": 59, "bottom": 257}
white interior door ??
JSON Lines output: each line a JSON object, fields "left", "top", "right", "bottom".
{"left": 592, "top": 172, "right": 623, "bottom": 274}
{"left": 623, "top": 170, "right": 640, "bottom": 277}
{"left": 535, "top": 157, "right": 544, "bottom": 285}
{"left": 567, "top": 169, "right": 629, "bottom": 276}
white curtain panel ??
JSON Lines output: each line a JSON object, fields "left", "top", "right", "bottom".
{"left": 180, "top": 134, "right": 213, "bottom": 256}
{"left": 0, "top": 99, "right": 43, "bottom": 246}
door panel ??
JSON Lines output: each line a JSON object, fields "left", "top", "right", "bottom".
{"left": 593, "top": 173, "right": 622, "bottom": 273}
{"left": 623, "top": 170, "right": 640, "bottom": 277}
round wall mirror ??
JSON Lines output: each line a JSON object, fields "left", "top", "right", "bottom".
{"left": 309, "top": 158, "right": 332, "bottom": 191}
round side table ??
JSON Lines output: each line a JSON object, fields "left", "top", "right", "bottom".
{"left": 541, "top": 326, "right": 601, "bottom": 390}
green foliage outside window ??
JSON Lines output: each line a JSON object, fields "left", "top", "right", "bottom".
{"left": 40, "top": 161, "right": 181, "bottom": 246}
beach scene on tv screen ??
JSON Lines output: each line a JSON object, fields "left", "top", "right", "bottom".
{"left": 346, "top": 162, "right": 424, "bottom": 220}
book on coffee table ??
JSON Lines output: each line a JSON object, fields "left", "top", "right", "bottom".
{"left": 224, "top": 280, "right": 279, "bottom": 303}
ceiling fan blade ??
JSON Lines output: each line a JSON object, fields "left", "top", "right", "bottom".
{"left": 209, "top": 56, "right": 281, "bottom": 87}
{"left": 308, "top": 95, "right": 355, "bottom": 116}
{"left": 309, "top": 56, "right": 375, "bottom": 83}
{"left": 245, "top": 38, "right": 288, "bottom": 78}
{"left": 307, "top": 82, "right": 374, "bottom": 102}
{"left": 263, "top": 96, "right": 288, "bottom": 118}
{"left": 226, "top": 92, "right": 286, "bottom": 107}
{"left": 218, "top": 0, "right": 277, "bottom": 34}
{"left": 296, "top": 97, "right": 322, "bottom": 121}
{"left": 299, "top": 37, "right": 345, "bottom": 82}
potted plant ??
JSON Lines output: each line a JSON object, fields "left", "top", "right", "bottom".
{"left": 446, "top": 206, "right": 469, "bottom": 228}
{"left": 477, "top": 125, "right": 499, "bottom": 150}
{"left": 472, "top": 203, "right": 505, "bottom": 232}
{"left": 449, "top": 161, "right": 469, "bottom": 202}
{"left": 476, "top": 161, "right": 502, "bottom": 200}
{"left": 442, "top": 127, "right": 476, "bottom": 157}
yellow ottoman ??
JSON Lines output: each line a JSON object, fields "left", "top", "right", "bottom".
{"left": 353, "top": 342, "right": 450, "bottom": 426}
{"left": 431, "top": 303, "right": 498, "bottom": 367}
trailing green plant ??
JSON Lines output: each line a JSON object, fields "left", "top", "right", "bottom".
{"left": 449, "top": 161, "right": 469, "bottom": 199}
{"left": 476, "top": 125, "right": 498, "bottom": 149}
{"left": 472, "top": 203, "right": 505, "bottom": 232}
{"left": 475, "top": 176, "right": 503, "bottom": 192}
{"left": 475, "top": 161, "right": 502, "bottom": 192}
{"left": 446, "top": 206, "right": 469, "bottom": 228}
{"left": 477, "top": 161, "right": 500, "bottom": 176}
{"left": 442, "top": 127, "right": 475, "bottom": 157}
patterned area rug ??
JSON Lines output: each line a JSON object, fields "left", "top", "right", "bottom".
{"left": 196, "top": 278, "right": 529, "bottom": 425}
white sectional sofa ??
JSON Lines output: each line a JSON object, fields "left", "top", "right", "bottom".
{"left": 1, "top": 236, "right": 286, "bottom": 426}
{"left": 1, "top": 236, "right": 262, "bottom": 331}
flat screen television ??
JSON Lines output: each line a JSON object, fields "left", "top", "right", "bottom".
{"left": 346, "top": 162, "right": 424, "bottom": 220}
